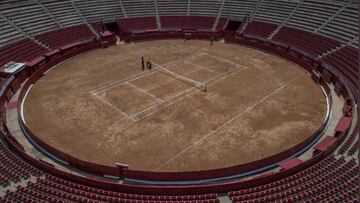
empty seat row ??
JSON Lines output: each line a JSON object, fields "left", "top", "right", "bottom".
{"left": 75, "top": 0, "right": 125, "bottom": 22}
{"left": 253, "top": 0, "right": 298, "bottom": 24}
{"left": 42, "top": 174, "right": 218, "bottom": 202}
{"left": 160, "top": 16, "right": 215, "bottom": 30}
{"left": 285, "top": 0, "right": 342, "bottom": 32}
{"left": 273, "top": 26, "right": 340, "bottom": 56}
{"left": 35, "top": 24, "right": 96, "bottom": 49}
{"left": 321, "top": 45, "right": 359, "bottom": 98}
{"left": 0, "top": 38, "right": 47, "bottom": 67}
{"left": 0, "top": 138, "right": 219, "bottom": 203}
{"left": 230, "top": 157, "right": 358, "bottom": 203}
{"left": 243, "top": 21, "right": 278, "bottom": 39}
{"left": 117, "top": 17, "right": 158, "bottom": 32}
{"left": 338, "top": 125, "right": 359, "bottom": 154}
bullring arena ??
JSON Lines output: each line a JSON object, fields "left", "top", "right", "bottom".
{"left": 23, "top": 40, "right": 326, "bottom": 172}
{"left": 0, "top": 0, "right": 358, "bottom": 203}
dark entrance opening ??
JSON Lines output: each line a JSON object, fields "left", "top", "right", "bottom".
{"left": 104, "top": 22, "right": 120, "bottom": 34}
{"left": 225, "top": 20, "right": 242, "bottom": 32}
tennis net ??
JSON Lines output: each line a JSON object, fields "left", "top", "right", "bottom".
{"left": 156, "top": 67, "right": 207, "bottom": 92}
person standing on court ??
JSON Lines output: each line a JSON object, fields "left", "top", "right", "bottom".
{"left": 141, "top": 56, "right": 145, "bottom": 70}
{"left": 210, "top": 36, "right": 214, "bottom": 46}
{"left": 147, "top": 59, "right": 152, "bottom": 70}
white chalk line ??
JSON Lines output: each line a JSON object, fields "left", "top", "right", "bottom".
{"left": 92, "top": 93, "right": 136, "bottom": 122}
{"left": 89, "top": 57, "right": 203, "bottom": 122}
{"left": 91, "top": 60, "right": 207, "bottom": 122}
{"left": 140, "top": 62, "right": 204, "bottom": 92}
{"left": 185, "top": 60, "right": 219, "bottom": 74}
{"left": 154, "top": 74, "right": 303, "bottom": 170}
{"left": 93, "top": 62, "right": 243, "bottom": 123}
{"left": 149, "top": 61, "right": 206, "bottom": 89}
{"left": 126, "top": 82, "right": 165, "bottom": 120}
{"left": 126, "top": 82, "right": 164, "bottom": 102}
{"left": 90, "top": 59, "right": 181, "bottom": 94}
{"left": 130, "top": 64, "right": 207, "bottom": 120}
{"left": 131, "top": 86, "right": 197, "bottom": 119}
{"left": 201, "top": 53, "right": 242, "bottom": 68}
{"left": 91, "top": 51, "right": 245, "bottom": 123}
{"left": 130, "top": 62, "right": 244, "bottom": 120}
{"left": 131, "top": 65, "right": 246, "bottom": 121}
{"left": 206, "top": 65, "right": 244, "bottom": 84}
{"left": 89, "top": 49, "right": 231, "bottom": 94}
{"left": 90, "top": 56, "right": 204, "bottom": 95}
{"left": 93, "top": 82, "right": 164, "bottom": 121}
{"left": 128, "top": 61, "right": 209, "bottom": 120}
{"left": 90, "top": 67, "right": 160, "bottom": 94}
{"left": 93, "top": 63, "right": 200, "bottom": 120}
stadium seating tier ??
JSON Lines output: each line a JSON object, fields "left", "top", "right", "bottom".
{"left": 0, "top": 0, "right": 358, "bottom": 202}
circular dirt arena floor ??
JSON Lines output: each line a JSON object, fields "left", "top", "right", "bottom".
{"left": 24, "top": 40, "right": 327, "bottom": 172}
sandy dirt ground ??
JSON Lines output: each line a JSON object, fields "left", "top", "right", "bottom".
{"left": 24, "top": 40, "right": 327, "bottom": 172}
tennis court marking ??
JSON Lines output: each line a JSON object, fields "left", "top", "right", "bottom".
{"left": 90, "top": 52, "right": 246, "bottom": 122}
{"left": 137, "top": 55, "right": 245, "bottom": 94}
{"left": 90, "top": 50, "right": 240, "bottom": 94}
{"left": 90, "top": 58, "right": 208, "bottom": 122}
{"left": 126, "top": 82, "right": 164, "bottom": 102}
{"left": 130, "top": 63, "right": 246, "bottom": 121}
{"left": 124, "top": 61, "right": 209, "bottom": 121}
{"left": 91, "top": 58, "right": 205, "bottom": 98}
{"left": 92, "top": 82, "right": 164, "bottom": 121}
{"left": 197, "top": 53, "right": 243, "bottom": 69}
{"left": 94, "top": 64, "right": 244, "bottom": 122}
{"left": 89, "top": 59, "right": 180, "bottom": 94}
{"left": 154, "top": 74, "right": 305, "bottom": 170}
{"left": 145, "top": 61, "right": 207, "bottom": 91}
{"left": 90, "top": 68, "right": 160, "bottom": 95}
{"left": 95, "top": 63, "right": 242, "bottom": 123}
{"left": 130, "top": 73, "right": 205, "bottom": 120}
{"left": 92, "top": 92, "right": 137, "bottom": 122}
{"left": 184, "top": 61, "right": 218, "bottom": 74}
